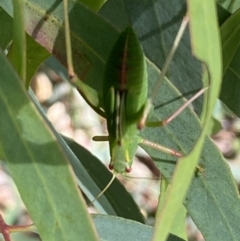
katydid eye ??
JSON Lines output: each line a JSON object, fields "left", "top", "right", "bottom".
{"left": 109, "top": 164, "right": 114, "bottom": 170}
{"left": 125, "top": 167, "right": 132, "bottom": 173}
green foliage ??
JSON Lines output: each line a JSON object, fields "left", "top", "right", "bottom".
{"left": 220, "top": 8, "right": 240, "bottom": 116}
{"left": 0, "top": 0, "right": 240, "bottom": 241}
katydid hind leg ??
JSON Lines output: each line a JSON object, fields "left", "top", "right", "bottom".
{"left": 139, "top": 138, "right": 182, "bottom": 157}
{"left": 63, "top": 0, "right": 89, "bottom": 79}
{"left": 63, "top": 0, "right": 74, "bottom": 78}
{"left": 145, "top": 87, "right": 208, "bottom": 128}
{"left": 138, "top": 16, "right": 190, "bottom": 129}
{"left": 63, "top": 0, "right": 91, "bottom": 83}
{"left": 63, "top": 0, "right": 105, "bottom": 117}
{"left": 137, "top": 15, "right": 207, "bottom": 161}
{"left": 138, "top": 15, "right": 207, "bottom": 135}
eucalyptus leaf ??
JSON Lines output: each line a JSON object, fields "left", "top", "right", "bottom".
{"left": 220, "top": 8, "right": 240, "bottom": 116}
{"left": 101, "top": 1, "right": 240, "bottom": 241}
{"left": 7, "top": 0, "right": 26, "bottom": 83}
{"left": 28, "top": 86, "right": 144, "bottom": 222}
{"left": 0, "top": 6, "right": 13, "bottom": 49}
{"left": 1, "top": 1, "right": 240, "bottom": 241}
{"left": 0, "top": 50, "right": 98, "bottom": 241}
{"left": 92, "top": 214, "right": 184, "bottom": 241}
{"left": 62, "top": 135, "right": 145, "bottom": 223}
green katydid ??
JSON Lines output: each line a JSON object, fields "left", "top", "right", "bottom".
{"left": 63, "top": 0, "right": 206, "bottom": 201}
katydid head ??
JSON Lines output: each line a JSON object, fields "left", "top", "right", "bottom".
{"left": 108, "top": 137, "right": 139, "bottom": 174}
{"left": 108, "top": 146, "right": 133, "bottom": 174}
{"left": 109, "top": 161, "right": 132, "bottom": 173}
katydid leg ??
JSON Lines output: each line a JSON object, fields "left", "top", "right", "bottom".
{"left": 63, "top": 0, "right": 105, "bottom": 117}
{"left": 144, "top": 87, "right": 208, "bottom": 128}
{"left": 138, "top": 88, "right": 207, "bottom": 160}
{"left": 139, "top": 138, "right": 182, "bottom": 157}
{"left": 63, "top": 0, "right": 90, "bottom": 82}
{"left": 92, "top": 136, "right": 109, "bottom": 141}
{"left": 138, "top": 16, "right": 189, "bottom": 129}
{"left": 63, "top": 0, "right": 74, "bottom": 78}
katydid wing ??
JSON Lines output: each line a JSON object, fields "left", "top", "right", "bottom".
{"left": 95, "top": 27, "right": 148, "bottom": 174}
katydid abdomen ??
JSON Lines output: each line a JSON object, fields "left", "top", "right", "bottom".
{"left": 103, "top": 27, "right": 148, "bottom": 174}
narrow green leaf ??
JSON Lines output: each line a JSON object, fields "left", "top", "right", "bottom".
{"left": 63, "top": 136, "right": 145, "bottom": 223}
{"left": 207, "top": 116, "right": 222, "bottom": 136}
{"left": 7, "top": 0, "right": 26, "bottom": 83}
{"left": 28, "top": 88, "right": 143, "bottom": 222}
{"left": 28, "top": 88, "right": 115, "bottom": 216}
{"left": 219, "top": 8, "right": 240, "bottom": 116}
{"left": 0, "top": 7, "right": 13, "bottom": 49}
{"left": 92, "top": 214, "right": 154, "bottom": 241}
{"left": 99, "top": 0, "right": 129, "bottom": 30}
{"left": 0, "top": 7, "right": 50, "bottom": 87}
{"left": 0, "top": 0, "right": 119, "bottom": 91}
{"left": 0, "top": 50, "right": 99, "bottom": 241}
{"left": 152, "top": 0, "right": 222, "bottom": 240}
{"left": 92, "top": 214, "right": 184, "bottom": 241}
{"left": 217, "top": 3, "right": 231, "bottom": 25}
{"left": 79, "top": 0, "right": 106, "bottom": 12}
{"left": 157, "top": 178, "right": 187, "bottom": 240}
{"left": 26, "top": 34, "right": 50, "bottom": 87}
{"left": 221, "top": 8, "right": 240, "bottom": 74}
{"left": 217, "top": 0, "right": 240, "bottom": 13}
{"left": 0, "top": 142, "right": 4, "bottom": 160}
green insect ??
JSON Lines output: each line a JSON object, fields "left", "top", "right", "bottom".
{"left": 93, "top": 26, "right": 183, "bottom": 174}
{"left": 63, "top": 1, "right": 205, "bottom": 198}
